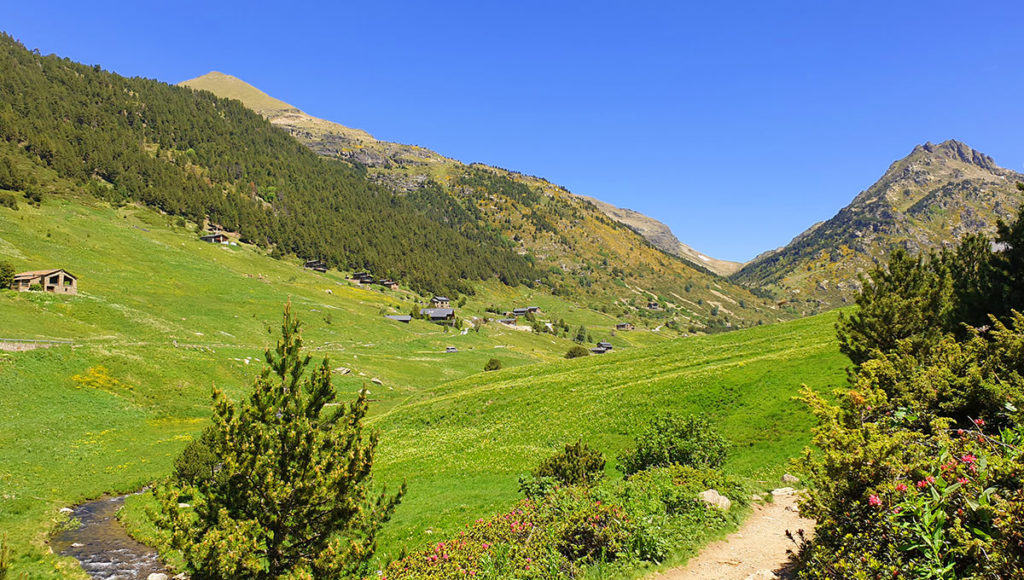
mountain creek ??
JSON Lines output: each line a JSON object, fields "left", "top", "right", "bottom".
{"left": 50, "top": 494, "right": 170, "bottom": 580}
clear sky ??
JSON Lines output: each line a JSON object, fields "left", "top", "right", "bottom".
{"left": 5, "top": 1, "right": 1024, "bottom": 262}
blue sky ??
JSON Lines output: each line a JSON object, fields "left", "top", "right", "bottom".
{"left": 6, "top": 1, "right": 1024, "bottom": 262}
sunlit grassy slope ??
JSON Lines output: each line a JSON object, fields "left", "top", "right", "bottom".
{"left": 369, "top": 310, "right": 847, "bottom": 561}
{"left": 0, "top": 188, "right": 682, "bottom": 577}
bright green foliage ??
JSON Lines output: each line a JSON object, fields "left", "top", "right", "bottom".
{"left": 564, "top": 345, "right": 589, "bottom": 359}
{"left": 483, "top": 358, "right": 502, "bottom": 372}
{"left": 531, "top": 440, "right": 606, "bottom": 487}
{"left": 607, "top": 465, "right": 749, "bottom": 563}
{"left": 836, "top": 248, "right": 953, "bottom": 367}
{"left": 0, "top": 260, "right": 13, "bottom": 289}
{"left": 850, "top": 313, "right": 1024, "bottom": 429}
{"left": 155, "top": 304, "right": 404, "bottom": 579}
{"left": 617, "top": 414, "right": 729, "bottom": 476}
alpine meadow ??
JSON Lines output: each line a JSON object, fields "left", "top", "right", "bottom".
{"left": 2, "top": 5, "right": 1024, "bottom": 580}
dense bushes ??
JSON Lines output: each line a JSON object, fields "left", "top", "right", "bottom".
{"left": 531, "top": 440, "right": 606, "bottom": 488}
{"left": 795, "top": 202, "right": 1024, "bottom": 578}
{"left": 617, "top": 414, "right": 729, "bottom": 476}
{"left": 483, "top": 358, "right": 502, "bottom": 372}
{"left": 0, "top": 260, "right": 13, "bottom": 289}
{"left": 564, "top": 345, "right": 589, "bottom": 359}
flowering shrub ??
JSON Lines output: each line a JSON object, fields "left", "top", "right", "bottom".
{"left": 379, "top": 487, "right": 631, "bottom": 579}
{"left": 531, "top": 440, "right": 606, "bottom": 488}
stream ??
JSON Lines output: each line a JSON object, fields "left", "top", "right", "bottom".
{"left": 50, "top": 494, "right": 170, "bottom": 580}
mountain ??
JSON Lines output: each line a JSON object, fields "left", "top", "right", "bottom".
{"left": 579, "top": 196, "right": 743, "bottom": 276}
{"left": 182, "top": 72, "right": 786, "bottom": 329}
{"left": 0, "top": 34, "right": 541, "bottom": 296}
{"left": 181, "top": 73, "right": 741, "bottom": 275}
{"left": 732, "top": 140, "right": 1024, "bottom": 308}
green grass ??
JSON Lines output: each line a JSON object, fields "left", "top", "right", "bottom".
{"left": 0, "top": 191, "right": 849, "bottom": 578}
{"left": 365, "top": 310, "right": 846, "bottom": 566}
{"left": 0, "top": 192, "right": 683, "bottom": 577}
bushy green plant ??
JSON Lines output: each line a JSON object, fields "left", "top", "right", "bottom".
{"left": 155, "top": 304, "right": 404, "bottom": 579}
{"left": 564, "top": 345, "right": 589, "bottom": 359}
{"left": 617, "top": 414, "right": 729, "bottom": 476}
{"left": 171, "top": 425, "right": 219, "bottom": 486}
{"left": 28, "top": 283, "right": 41, "bottom": 291}
{"left": 532, "top": 440, "right": 606, "bottom": 487}
{"left": 484, "top": 358, "right": 502, "bottom": 371}
{"left": 0, "top": 261, "right": 13, "bottom": 289}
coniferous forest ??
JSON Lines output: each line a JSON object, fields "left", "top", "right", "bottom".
{"left": 0, "top": 33, "right": 537, "bottom": 296}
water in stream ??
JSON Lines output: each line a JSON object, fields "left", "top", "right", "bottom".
{"left": 50, "top": 494, "right": 170, "bottom": 580}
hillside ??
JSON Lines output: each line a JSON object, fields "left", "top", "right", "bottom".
{"left": 0, "top": 33, "right": 537, "bottom": 297}
{"left": 580, "top": 195, "right": 744, "bottom": 276}
{"left": 0, "top": 175, "right": 684, "bottom": 576}
{"left": 181, "top": 72, "right": 773, "bottom": 329}
{"left": 732, "top": 140, "right": 1024, "bottom": 309}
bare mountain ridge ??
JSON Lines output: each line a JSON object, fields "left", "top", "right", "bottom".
{"left": 732, "top": 139, "right": 1024, "bottom": 309}
{"left": 180, "top": 72, "right": 736, "bottom": 275}
{"left": 579, "top": 196, "right": 742, "bottom": 276}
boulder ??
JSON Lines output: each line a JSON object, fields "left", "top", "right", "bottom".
{"left": 772, "top": 487, "right": 796, "bottom": 497}
{"left": 371, "top": 377, "right": 383, "bottom": 385}
{"left": 697, "top": 489, "right": 732, "bottom": 511}
{"left": 781, "top": 473, "right": 800, "bottom": 484}
{"left": 333, "top": 367, "right": 351, "bottom": 375}
{"left": 147, "top": 574, "right": 169, "bottom": 580}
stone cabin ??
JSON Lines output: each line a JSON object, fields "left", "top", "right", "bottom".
{"left": 430, "top": 296, "right": 451, "bottom": 308}
{"left": 304, "top": 259, "right": 327, "bottom": 273}
{"left": 12, "top": 269, "right": 77, "bottom": 295}
{"left": 616, "top": 322, "right": 635, "bottom": 331}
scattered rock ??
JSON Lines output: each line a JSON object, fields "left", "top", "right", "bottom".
{"left": 781, "top": 473, "right": 800, "bottom": 484}
{"left": 370, "top": 377, "right": 383, "bottom": 385}
{"left": 333, "top": 367, "right": 351, "bottom": 375}
{"left": 177, "top": 503, "right": 190, "bottom": 509}
{"left": 325, "top": 289, "right": 333, "bottom": 294}
{"left": 772, "top": 487, "right": 796, "bottom": 497}
{"left": 59, "top": 507, "right": 74, "bottom": 514}
{"left": 147, "top": 574, "right": 169, "bottom": 580}
{"left": 750, "top": 493, "right": 764, "bottom": 502}
{"left": 697, "top": 489, "right": 732, "bottom": 511}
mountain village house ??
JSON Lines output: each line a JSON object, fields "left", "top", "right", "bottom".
{"left": 430, "top": 296, "right": 451, "bottom": 308}
{"left": 304, "top": 259, "right": 328, "bottom": 273}
{"left": 420, "top": 308, "right": 455, "bottom": 322}
{"left": 12, "top": 269, "right": 77, "bottom": 295}
{"left": 616, "top": 322, "right": 635, "bottom": 331}
{"left": 200, "top": 233, "right": 229, "bottom": 244}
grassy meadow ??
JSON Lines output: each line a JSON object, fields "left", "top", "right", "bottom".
{"left": 0, "top": 192, "right": 849, "bottom": 577}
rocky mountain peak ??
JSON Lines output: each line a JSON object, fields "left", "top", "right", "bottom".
{"left": 912, "top": 139, "right": 997, "bottom": 171}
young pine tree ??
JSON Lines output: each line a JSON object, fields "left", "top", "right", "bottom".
{"left": 156, "top": 303, "right": 404, "bottom": 579}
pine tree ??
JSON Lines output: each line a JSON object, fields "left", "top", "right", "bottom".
{"left": 156, "top": 303, "right": 404, "bottom": 579}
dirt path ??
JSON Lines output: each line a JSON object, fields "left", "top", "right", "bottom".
{"left": 649, "top": 489, "right": 813, "bottom": 580}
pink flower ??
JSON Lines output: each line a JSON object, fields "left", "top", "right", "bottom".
{"left": 961, "top": 454, "right": 976, "bottom": 464}
{"left": 893, "top": 506, "right": 902, "bottom": 514}
{"left": 916, "top": 480, "right": 928, "bottom": 488}
{"left": 974, "top": 418, "right": 985, "bottom": 426}
{"left": 925, "top": 475, "right": 935, "bottom": 484}
{"left": 895, "top": 483, "right": 908, "bottom": 492}
{"left": 869, "top": 494, "right": 882, "bottom": 506}
{"left": 957, "top": 477, "right": 969, "bottom": 484}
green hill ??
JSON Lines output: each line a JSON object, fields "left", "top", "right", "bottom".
{"left": 0, "top": 181, "right": 847, "bottom": 577}
{"left": 180, "top": 71, "right": 788, "bottom": 330}
{"left": 365, "top": 309, "right": 846, "bottom": 564}
{"left": 733, "top": 140, "right": 1024, "bottom": 310}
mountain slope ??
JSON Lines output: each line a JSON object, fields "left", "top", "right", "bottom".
{"left": 580, "top": 195, "right": 743, "bottom": 276}
{"left": 182, "top": 72, "right": 785, "bottom": 329}
{"left": 182, "top": 74, "right": 739, "bottom": 275}
{"left": 0, "top": 34, "right": 540, "bottom": 296}
{"left": 732, "top": 140, "right": 1024, "bottom": 308}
